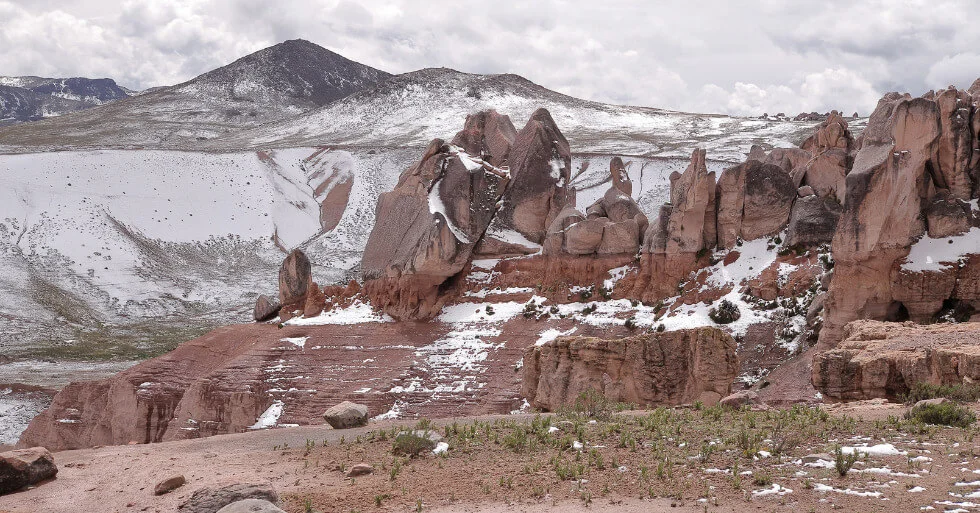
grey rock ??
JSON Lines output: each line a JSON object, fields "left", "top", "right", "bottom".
{"left": 0, "top": 447, "right": 57, "bottom": 495}
{"left": 216, "top": 499, "right": 286, "bottom": 513}
{"left": 323, "top": 401, "right": 368, "bottom": 429}
{"left": 784, "top": 195, "right": 842, "bottom": 248}
{"left": 179, "top": 482, "right": 278, "bottom": 513}
{"left": 253, "top": 295, "right": 281, "bottom": 322}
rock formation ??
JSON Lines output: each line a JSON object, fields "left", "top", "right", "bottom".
{"left": 0, "top": 447, "right": 58, "bottom": 495}
{"left": 818, "top": 88, "right": 980, "bottom": 349}
{"left": 278, "top": 249, "right": 313, "bottom": 320}
{"left": 543, "top": 157, "right": 648, "bottom": 255}
{"left": 491, "top": 108, "right": 574, "bottom": 245}
{"left": 522, "top": 328, "right": 738, "bottom": 409}
{"left": 361, "top": 111, "right": 515, "bottom": 320}
{"left": 625, "top": 149, "right": 716, "bottom": 301}
{"left": 813, "top": 320, "right": 980, "bottom": 400}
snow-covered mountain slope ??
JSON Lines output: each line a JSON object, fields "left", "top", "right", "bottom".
{"left": 0, "top": 77, "right": 131, "bottom": 125}
{"left": 0, "top": 40, "right": 390, "bottom": 150}
{"left": 0, "top": 147, "right": 413, "bottom": 359}
{"left": 227, "top": 68, "right": 831, "bottom": 161}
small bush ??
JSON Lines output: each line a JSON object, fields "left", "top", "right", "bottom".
{"left": 906, "top": 402, "right": 976, "bottom": 428}
{"left": 709, "top": 299, "right": 741, "bottom": 324}
{"left": 393, "top": 431, "right": 436, "bottom": 457}
{"left": 558, "top": 388, "right": 611, "bottom": 420}
{"left": 833, "top": 445, "right": 860, "bottom": 476}
{"left": 902, "top": 382, "right": 980, "bottom": 404}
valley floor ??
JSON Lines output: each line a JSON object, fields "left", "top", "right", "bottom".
{"left": 2, "top": 402, "right": 978, "bottom": 513}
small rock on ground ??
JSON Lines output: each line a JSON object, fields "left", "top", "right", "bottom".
{"left": 154, "top": 474, "right": 186, "bottom": 495}
{"left": 216, "top": 499, "right": 286, "bottom": 513}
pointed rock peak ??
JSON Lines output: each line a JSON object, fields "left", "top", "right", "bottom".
{"left": 686, "top": 148, "right": 708, "bottom": 176}
{"left": 610, "top": 157, "right": 632, "bottom": 195}
{"left": 528, "top": 107, "right": 557, "bottom": 126}
{"left": 969, "top": 77, "right": 980, "bottom": 98}
{"left": 450, "top": 110, "right": 517, "bottom": 166}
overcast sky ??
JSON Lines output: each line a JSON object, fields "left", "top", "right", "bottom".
{"left": 2, "top": 0, "right": 978, "bottom": 116}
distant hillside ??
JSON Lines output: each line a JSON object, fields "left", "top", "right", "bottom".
{"left": 0, "top": 39, "right": 391, "bottom": 150}
{"left": 0, "top": 76, "right": 131, "bottom": 125}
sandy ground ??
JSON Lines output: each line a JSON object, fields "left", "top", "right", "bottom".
{"left": 2, "top": 403, "right": 980, "bottom": 513}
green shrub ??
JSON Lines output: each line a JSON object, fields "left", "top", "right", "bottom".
{"left": 902, "top": 382, "right": 980, "bottom": 404}
{"left": 833, "top": 445, "right": 860, "bottom": 476}
{"left": 905, "top": 402, "right": 976, "bottom": 428}
{"left": 709, "top": 299, "right": 740, "bottom": 324}
{"left": 393, "top": 431, "right": 436, "bottom": 457}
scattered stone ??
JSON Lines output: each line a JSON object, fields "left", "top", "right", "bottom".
{"left": 154, "top": 474, "right": 186, "bottom": 495}
{"left": 345, "top": 464, "right": 374, "bottom": 477}
{"left": 323, "top": 401, "right": 368, "bottom": 429}
{"left": 178, "top": 482, "right": 278, "bottom": 513}
{"left": 720, "top": 390, "right": 758, "bottom": 408}
{"left": 215, "top": 499, "right": 286, "bottom": 513}
{"left": 252, "top": 295, "right": 281, "bottom": 322}
{"left": 0, "top": 447, "right": 58, "bottom": 495}
{"left": 912, "top": 398, "right": 950, "bottom": 409}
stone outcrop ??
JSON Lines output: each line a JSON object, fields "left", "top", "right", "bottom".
{"left": 492, "top": 108, "right": 574, "bottom": 245}
{"left": 361, "top": 111, "right": 515, "bottom": 320}
{"left": 521, "top": 328, "right": 738, "bottom": 410}
{"left": 784, "top": 194, "right": 842, "bottom": 248}
{"left": 543, "top": 158, "right": 647, "bottom": 255}
{"left": 819, "top": 88, "right": 980, "bottom": 349}
{"left": 813, "top": 320, "right": 980, "bottom": 400}
{"left": 278, "top": 249, "right": 312, "bottom": 320}
{"left": 0, "top": 447, "right": 57, "bottom": 495}
{"left": 252, "top": 295, "right": 280, "bottom": 322}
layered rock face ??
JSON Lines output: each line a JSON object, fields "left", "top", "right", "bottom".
{"left": 361, "top": 111, "right": 515, "bottom": 320}
{"left": 813, "top": 320, "right": 980, "bottom": 400}
{"left": 543, "top": 157, "right": 648, "bottom": 255}
{"left": 819, "top": 88, "right": 980, "bottom": 349}
{"left": 522, "top": 328, "right": 738, "bottom": 409}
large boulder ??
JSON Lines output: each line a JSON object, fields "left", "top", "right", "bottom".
{"left": 252, "top": 295, "right": 280, "bottom": 322}
{"left": 450, "top": 109, "right": 517, "bottom": 168}
{"left": 801, "top": 111, "right": 853, "bottom": 154}
{"left": 180, "top": 483, "right": 278, "bottom": 513}
{"left": 323, "top": 401, "right": 368, "bottom": 429}
{"left": 522, "top": 328, "right": 738, "bottom": 409}
{"left": 741, "top": 162, "right": 796, "bottom": 241}
{"left": 216, "top": 500, "right": 287, "bottom": 513}
{"left": 493, "top": 108, "right": 574, "bottom": 245}
{"left": 784, "top": 195, "right": 842, "bottom": 248}
{"left": 813, "top": 320, "right": 980, "bottom": 400}
{"left": 278, "top": 249, "right": 312, "bottom": 318}
{"left": 544, "top": 158, "right": 647, "bottom": 256}
{"left": 0, "top": 447, "right": 57, "bottom": 495}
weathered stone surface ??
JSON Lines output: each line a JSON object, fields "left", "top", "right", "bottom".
{"left": 720, "top": 390, "right": 758, "bottom": 408}
{"left": 278, "top": 249, "right": 312, "bottom": 317}
{"left": 216, "top": 500, "right": 286, "bottom": 513}
{"left": 154, "top": 474, "right": 186, "bottom": 495}
{"left": 252, "top": 295, "right": 280, "bottom": 322}
{"left": 0, "top": 447, "right": 57, "bottom": 495}
{"left": 323, "top": 401, "right": 368, "bottom": 429}
{"left": 546, "top": 158, "right": 646, "bottom": 256}
{"left": 741, "top": 162, "right": 796, "bottom": 241}
{"left": 813, "top": 320, "right": 980, "bottom": 400}
{"left": 784, "top": 195, "right": 842, "bottom": 248}
{"left": 522, "top": 328, "right": 738, "bottom": 410}
{"left": 361, "top": 120, "right": 512, "bottom": 319}
{"left": 495, "top": 108, "right": 574, "bottom": 245}
{"left": 449, "top": 109, "right": 517, "bottom": 168}
{"left": 345, "top": 464, "right": 374, "bottom": 477}
{"left": 818, "top": 88, "right": 979, "bottom": 348}
{"left": 924, "top": 192, "right": 971, "bottom": 238}
{"left": 801, "top": 111, "right": 853, "bottom": 154}
{"left": 799, "top": 149, "right": 848, "bottom": 202}
{"left": 179, "top": 482, "right": 278, "bottom": 513}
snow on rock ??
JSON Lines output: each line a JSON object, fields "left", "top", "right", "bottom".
{"left": 902, "top": 227, "right": 980, "bottom": 272}
{"left": 284, "top": 301, "right": 391, "bottom": 326}
{"left": 536, "top": 327, "right": 578, "bottom": 346}
{"left": 842, "top": 443, "right": 906, "bottom": 457}
{"left": 280, "top": 336, "right": 308, "bottom": 348}
{"left": 248, "top": 400, "right": 284, "bottom": 430}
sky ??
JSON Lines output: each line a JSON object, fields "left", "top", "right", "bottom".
{"left": 1, "top": 0, "right": 978, "bottom": 117}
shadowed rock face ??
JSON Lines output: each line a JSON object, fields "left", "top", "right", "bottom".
{"left": 818, "top": 88, "right": 980, "bottom": 349}
{"left": 813, "top": 320, "right": 980, "bottom": 400}
{"left": 494, "top": 108, "right": 575, "bottom": 245}
{"left": 784, "top": 195, "right": 842, "bottom": 248}
{"left": 278, "top": 249, "right": 312, "bottom": 320}
{"left": 521, "top": 328, "right": 738, "bottom": 410}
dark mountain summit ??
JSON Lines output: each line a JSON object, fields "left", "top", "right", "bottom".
{"left": 0, "top": 39, "right": 391, "bottom": 149}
